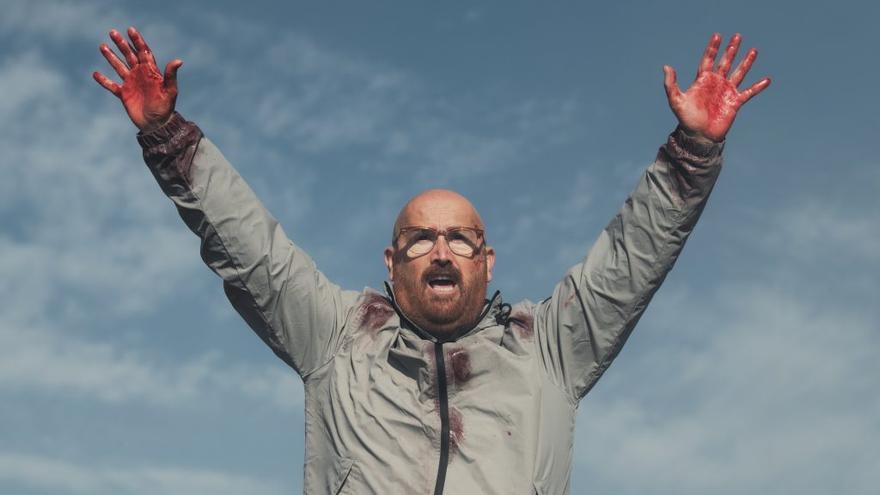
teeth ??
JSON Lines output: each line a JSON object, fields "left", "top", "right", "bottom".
{"left": 429, "top": 281, "right": 456, "bottom": 293}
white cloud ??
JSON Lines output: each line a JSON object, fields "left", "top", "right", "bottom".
{"left": 490, "top": 168, "right": 598, "bottom": 295}
{"left": 0, "top": 316, "right": 302, "bottom": 410}
{"left": 0, "top": 35, "right": 304, "bottom": 412}
{"left": 464, "top": 9, "right": 483, "bottom": 24}
{"left": 0, "top": 0, "right": 121, "bottom": 42}
{"left": 0, "top": 52, "right": 65, "bottom": 118}
{"left": 1, "top": 0, "right": 215, "bottom": 71}
{"left": 762, "top": 200, "right": 880, "bottom": 263}
{"left": 0, "top": 3, "right": 876, "bottom": 495}
{"left": 581, "top": 288, "right": 878, "bottom": 493}
{"left": 0, "top": 239, "right": 301, "bottom": 411}
{"left": 572, "top": 200, "right": 880, "bottom": 494}
{"left": 182, "top": 26, "right": 583, "bottom": 186}
{"left": 0, "top": 55, "right": 199, "bottom": 319}
{"left": 0, "top": 452, "right": 287, "bottom": 495}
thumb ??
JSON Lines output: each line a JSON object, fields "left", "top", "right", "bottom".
{"left": 163, "top": 59, "right": 183, "bottom": 92}
{"left": 662, "top": 65, "right": 681, "bottom": 102}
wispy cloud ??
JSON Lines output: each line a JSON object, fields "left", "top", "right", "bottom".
{"left": 0, "top": 0, "right": 582, "bottom": 417}
{"left": 576, "top": 282, "right": 879, "bottom": 494}
{"left": 1, "top": 0, "right": 120, "bottom": 42}
{"left": 0, "top": 452, "right": 288, "bottom": 495}
{"left": 0, "top": 20, "right": 302, "bottom": 412}
{"left": 5, "top": 2, "right": 875, "bottom": 494}
{"left": 464, "top": 8, "right": 483, "bottom": 24}
{"left": 762, "top": 200, "right": 880, "bottom": 263}
{"left": 572, "top": 191, "right": 880, "bottom": 493}
{"left": 0, "top": 48, "right": 199, "bottom": 317}
{"left": 0, "top": 316, "right": 301, "bottom": 409}
{"left": 180, "top": 21, "right": 583, "bottom": 187}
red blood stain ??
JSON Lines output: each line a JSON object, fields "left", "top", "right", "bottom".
{"left": 430, "top": 400, "right": 461, "bottom": 457}
{"left": 357, "top": 293, "right": 394, "bottom": 333}
{"left": 696, "top": 75, "right": 726, "bottom": 116}
{"left": 448, "top": 406, "right": 464, "bottom": 456}
{"left": 509, "top": 311, "right": 534, "bottom": 340}
{"left": 445, "top": 347, "right": 471, "bottom": 386}
{"left": 676, "top": 71, "right": 742, "bottom": 142}
{"left": 694, "top": 75, "right": 738, "bottom": 131}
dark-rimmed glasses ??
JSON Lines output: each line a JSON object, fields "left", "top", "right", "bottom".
{"left": 393, "top": 226, "right": 485, "bottom": 259}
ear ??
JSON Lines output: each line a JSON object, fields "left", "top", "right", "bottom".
{"left": 485, "top": 245, "right": 496, "bottom": 283}
{"left": 384, "top": 246, "right": 395, "bottom": 281}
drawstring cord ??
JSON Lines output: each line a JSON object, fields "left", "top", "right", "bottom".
{"left": 495, "top": 302, "right": 511, "bottom": 326}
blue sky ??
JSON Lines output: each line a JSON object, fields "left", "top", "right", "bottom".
{"left": 1, "top": 0, "right": 877, "bottom": 493}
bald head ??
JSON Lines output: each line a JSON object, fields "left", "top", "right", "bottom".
{"left": 393, "top": 189, "right": 485, "bottom": 241}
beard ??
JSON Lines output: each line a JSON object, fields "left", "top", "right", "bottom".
{"left": 392, "top": 261, "right": 488, "bottom": 335}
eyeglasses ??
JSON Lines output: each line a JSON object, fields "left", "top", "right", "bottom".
{"left": 394, "top": 226, "right": 485, "bottom": 259}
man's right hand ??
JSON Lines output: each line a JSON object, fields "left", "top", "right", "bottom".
{"left": 93, "top": 27, "right": 183, "bottom": 133}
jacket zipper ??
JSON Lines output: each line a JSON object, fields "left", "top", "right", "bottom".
{"left": 433, "top": 341, "right": 450, "bottom": 495}
{"left": 382, "top": 282, "right": 502, "bottom": 494}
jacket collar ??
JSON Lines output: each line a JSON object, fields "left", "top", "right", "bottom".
{"left": 383, "top": 281, "right": 505, "bottom": 343}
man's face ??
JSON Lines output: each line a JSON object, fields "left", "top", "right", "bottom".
{"left": 384, "top": 190, "right": 495, "bottom": 337}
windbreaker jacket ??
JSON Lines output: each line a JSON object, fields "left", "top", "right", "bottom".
{"left": 138, "top": 113, "right": 724, "bottom": 495}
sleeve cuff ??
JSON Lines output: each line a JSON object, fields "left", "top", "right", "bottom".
{"left": 669, "top": 126, "right": 725, "bottom": 161}
{"left": 136, "top": 112, "right": 190, "bottom": 148}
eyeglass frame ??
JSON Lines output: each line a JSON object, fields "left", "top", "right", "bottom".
{"left": 392, "top": 226, "right": 487, "bottom": 259}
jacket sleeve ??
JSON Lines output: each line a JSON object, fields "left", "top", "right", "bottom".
{"left": 138, "top": 112, "right": 359, "bottom": 378}
{"left": 532, "top": 127, "right": 724, "bottom": 403}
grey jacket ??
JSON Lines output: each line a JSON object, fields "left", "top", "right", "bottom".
{"left": 138, "top": 113, "right": 723, "bottom": 495}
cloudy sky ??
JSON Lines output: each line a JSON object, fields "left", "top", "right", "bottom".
{"left": 1, "top": 0, "right": 877, "bottom": 493}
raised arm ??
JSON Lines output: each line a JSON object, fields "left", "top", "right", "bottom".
{"left": 532, "top": 33, "right": 770, "bottom": 402}
{"left": 94, "top": 27, "right": 359, "bottom": 377}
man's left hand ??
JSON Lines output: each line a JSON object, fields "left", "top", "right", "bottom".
{"left": 663, "top": 33, "right": 771, "bottom": 142}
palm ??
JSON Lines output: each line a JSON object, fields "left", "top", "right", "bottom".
{"left": 664, "top": 33, "right": 770, "bottom": 142}
{"left": 93, "top": 27, "right": 183, "bottom": 132}
{"left": 120, "top": 64, "right": 174, "bottom": 130}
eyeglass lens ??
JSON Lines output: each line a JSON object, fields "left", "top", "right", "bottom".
{"left": 401, "top": 228, "right": 481, "bottom": 258}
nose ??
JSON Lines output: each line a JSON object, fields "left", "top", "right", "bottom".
{"left": 429, "top": 233, "right": 453, "bottom": 264}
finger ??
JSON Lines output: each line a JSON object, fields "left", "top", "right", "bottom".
{"left": 729, "top": 47, "right": 757, "bottom": 87}
{"left": 93, "top": 71, "right": 121, "bottom": 97}
{"left": 663, "top": 65, "right": 682, "bottom": 102}
{"left": 163, "top": 59, "right": 183, "bottom": 92}
{"left": 99, "top": 43, "right": 129, "bottom": 79}
{"left": 699, "top": 33, "right": 722, "bottom": 75}
{"left": 128, "top": 26, "right": 157, "bottom": 67}
{"left": 109, "top": 29, "right": 138, "bottom": 67}
{"left": 738, "top": 77, "right": 771, "bottom": 105}
{"left": 716, "top": 33, "right": 741, "bottom": 76}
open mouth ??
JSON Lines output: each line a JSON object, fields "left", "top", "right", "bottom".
{"left": 427, "top": 275, "right": 458, "bottom": 294}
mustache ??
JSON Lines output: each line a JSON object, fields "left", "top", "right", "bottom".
{"left": 422, "top": 265, "right": 462, "bottom": 284}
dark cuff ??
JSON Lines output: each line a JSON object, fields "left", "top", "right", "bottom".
{"left": 668, "top": 126, "right": 725, "bottom": 162}
{"left": 136, "top": 112, "right": 191, "bottom": 149}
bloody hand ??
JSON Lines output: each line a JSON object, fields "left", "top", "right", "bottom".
{"left": 93, "top": 27, "right": 183, "bottom": 133}
{"left": 663, "top": 33, "right": 771, "bottom": 142}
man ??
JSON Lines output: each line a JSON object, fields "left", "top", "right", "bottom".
{"left": 94, "top": 27, "right": 769, "bottom": 494}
